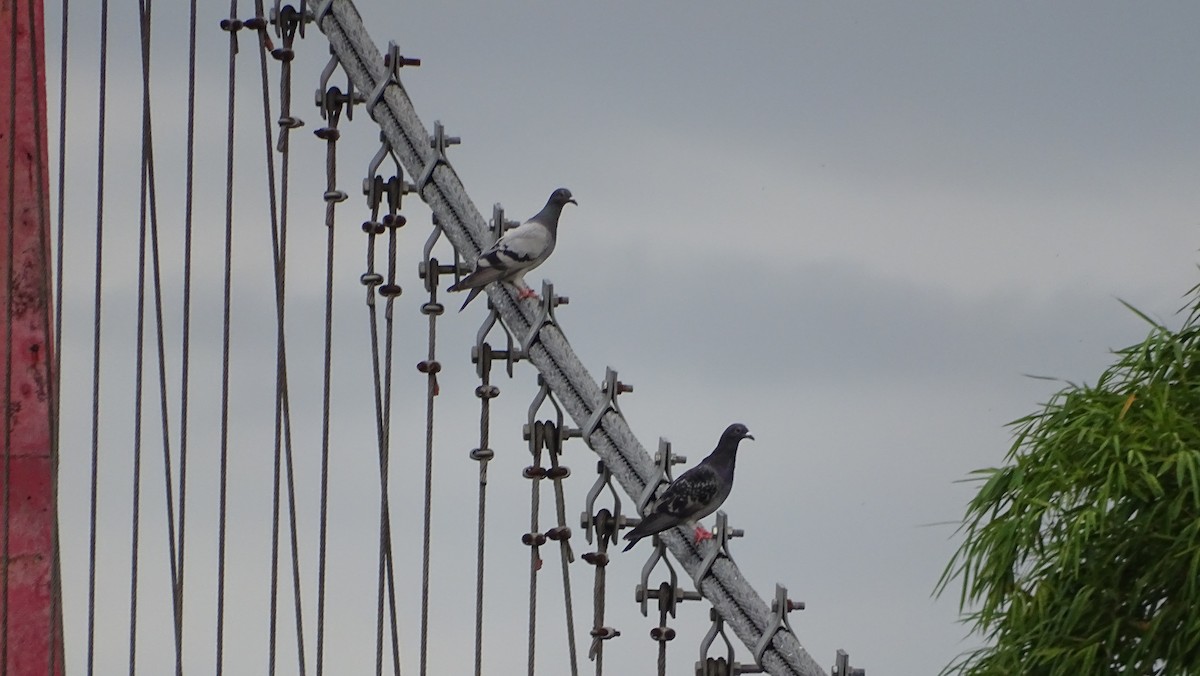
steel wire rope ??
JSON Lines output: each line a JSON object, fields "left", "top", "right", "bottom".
{"left": 171, "top": 2, "right": 200, "bottom": 671}
{"left": 84, "top": 0, "right": 111, "bottom": 671}
{"left": 36, "top": 0, "right": 66, "bottom": 668}
{"left": 126, "top": 0, "right": 162, "bottom": 666}
{"left": 526, "top": 433, "right": 542, "bottom": 676}
{"left": 49, "top": 0, "right": 71, "bottom": 670}
{"left": 362, "top": 197, "right": 401, "bottom": 676}
{"left": 469, "top": 326, "right": 498, "bottom": 676}
{"left": 417, "top": 230, "right": 438, "bottom": 676}
{"left": 312, "top": 68, "right": 344, "bottom": 676}
{"left": 215, "top": 2, "right": 241, "bottom": 671}
{"left": 249, "top": 5, "right": 309, "bottom": 673}
{"left": 381, "top": 210, "right": 402, "bottom": 676}
{"left": 545, "top": 428, "right": 579, "bottom": 675}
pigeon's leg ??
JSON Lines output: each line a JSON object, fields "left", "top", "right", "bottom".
{"left": 517, "top": 286, "right": 540, "bottom": 300}
{"left": 693, "top": 524, "right": 714, "bottom": 544}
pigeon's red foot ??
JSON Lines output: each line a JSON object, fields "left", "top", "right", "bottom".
{"left": 693, "top": 526, "right": 714, "bottom": 544}
{"left": 517, "top": 287, "right": 540, "bottom": 300}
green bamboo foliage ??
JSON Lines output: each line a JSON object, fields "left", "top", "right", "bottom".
{"left": 938, "top": 283, "right": 1200, "bottom": 676}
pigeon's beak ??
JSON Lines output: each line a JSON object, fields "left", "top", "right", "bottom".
{"left": 743, "top": 433, "right": 755, "bottom": 441}
{"left": 568, "top": 198, "right": 578, "bottom": 206}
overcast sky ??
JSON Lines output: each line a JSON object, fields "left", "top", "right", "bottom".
{"left": 47, "top": 2, "right": 1200, "bottom": 675}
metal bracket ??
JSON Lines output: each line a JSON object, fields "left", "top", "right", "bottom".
{"left": 520, "top": 280, "right": 569, "bottom": 355}
{"left": 581, "top": 366, "right": 631, "bottom": 443}
{"left": 697, "top": 607, "right": 764, "bottom": 675}
{"left": 695, "top": 511, "right": 744, "bottom": 582}
{"left": 366, "top": 40, "right": 420, "bottom": 119}
{"left": 752, "top": 584, "right": 804, "bottom": 668}
{"left": 581, "top": 461, "right": 625, "bottom": 545}
{"left": 635, "top": 437, "right": 686, "bottom": 518}
{"left": 415, "top": 120, "right": 458, "bottom": 192}
{"left": 832, "top": 649, "right": 865, "bottom": 676}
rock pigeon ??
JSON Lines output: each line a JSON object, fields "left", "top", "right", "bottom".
{"left": 449, "top": 188, "right": 577, "bottom": 311}
{"left": 622, "top": 423, "right": 754, "bottom": 552}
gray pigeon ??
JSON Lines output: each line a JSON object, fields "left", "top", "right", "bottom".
{"left": 449, "top": 188, "right": 577, "bottom": 311}
{"left": 622, "top": 423, "right": 754, "bottom": 552}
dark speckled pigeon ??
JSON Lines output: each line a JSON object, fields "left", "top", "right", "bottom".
{"left": 449, "top": 187, "right": 577, "bottom": 311}
{"left": 622, "top": 423, "right": 754, "bottom": 552}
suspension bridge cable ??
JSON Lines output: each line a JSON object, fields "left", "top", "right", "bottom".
{"left": 172, "top": 1, "right": 200, "bottom": 671}
{"left": 50, "top": 0, "right": 70, "bottom": 669}
{"left": 84, "top": 0, "right": 111, "bottom": 672}
{"left": 135, "top": 0, "right": 182, "bottom": 666}
{"left": 249, "top": 5, "right": 309, "bottom": 673}
{"left": 126, "top": 0, "right": 162, "bottom": 667}
{"left": 312, "top": 60, "right": 348, "bottom": 676}
{"left": 215, "top": 2, "right": 241, "bottom": 672}
{"left": 314, "top": 4, "right": 826, "bottom": 673}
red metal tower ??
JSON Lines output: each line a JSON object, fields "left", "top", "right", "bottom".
{"left": 0, "top": 0, "right": 64, "bottom": 672}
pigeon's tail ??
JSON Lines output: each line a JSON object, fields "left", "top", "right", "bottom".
{"left": 456, "top": 286, "right": 485, "bottom": 312}
{"left": 621, "top": 511, "right": 677, "bottom": 552}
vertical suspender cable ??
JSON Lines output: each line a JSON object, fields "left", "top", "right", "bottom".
{"left": 84, "top": 0, "right": 110, "bottom": 672}
{"left": 216, "top": 2, "right": 241, "bottom": 672}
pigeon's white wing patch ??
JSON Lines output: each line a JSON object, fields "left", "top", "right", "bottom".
{"left": 477, "top": 221, "right": 551, "bottom": 274}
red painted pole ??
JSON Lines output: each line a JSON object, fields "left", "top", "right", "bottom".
{"left": 0, "top": 0, "right": 65, "bottom": 672}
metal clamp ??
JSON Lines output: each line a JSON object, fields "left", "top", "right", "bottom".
{"left": 415, "top": 119, "right": 457, "bottom": 192}
{"left": 581, "top": 366, "right": 631, "bottom": 443}
{"left": 635, "top": 437, "right": 686, "bottom": 518}
{"left": 695, "top": 511, "right": 744, "bottom": 581}
{"left": 520, "top": 280, "right": 569, "bottom": 355}
{"left": 832, "top": 649, "right": 865, "bottom": 676}
{"left": 752, "top": 584, "right": 804, "bottom": 668}
{"left": 366, "top": 40, "right": 420, "bottom": 119}
{"left": 581, "top": 461, "right": 625, "bottom": 545}
{"left": 696, "top": 607, "right": 764, "bottom": 675}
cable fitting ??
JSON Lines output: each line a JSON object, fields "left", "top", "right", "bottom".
{"left": 545, "top": 466, "right": 570, "bottom": 480}
{"left": 382, "top": 213, "right": 406, "bottom": 228}
{"left": 361, "top": 220, "right": 385, "bottom": 235}
{"left": 469, "top": 448, "right": 494, "bottom": 462}
{"left": 323, "top": 190, "right": 347, "bottom": 203}
{"left": 420, "top": 302, "right": 443, "bottom": 315}
{"left": 522, "top": 466, "right": 546, "bottom": 480}
{"left": 522, "top": 532, "right": 547, "bottom": 547}
{"left": 545, "top": 526, "right": 571, "bottom": 542}
{"left": 359, "top": 272, "right": 383, "bottom": 287}
{"left": 378, "top": 284, "right": 402, "bottom": 298}
{"left": 474, "top": 385, "right": 500, "bottom": 400}
{"left": 416, "top": 360, "right": 441, "bottom": 375}
{"left": 581, "top": 551, "right": 609, "bottom": 567}
{"left": 650, "top": 626, "right": 677, "bottom": 643}
{"left": 589, "top": 626, "right": 620, "bottom": 641}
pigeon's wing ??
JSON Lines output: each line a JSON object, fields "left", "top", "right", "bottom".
{"left": 453, "top": 221, "right": 552, "bottom": 290}
{"left": 653, "top": 463, "right": 724, "bottom": 522}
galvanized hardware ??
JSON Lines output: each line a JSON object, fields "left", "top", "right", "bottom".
{"left": 695, "top": 607, "right": 765, "bottom": 675}
{"left": 366, "top": 40, "right": 420, "bottom": 119}
{"left": 414, "top": 119, "right": 455, "bottom": 192}
{"left": 520, "top": 280, "right": 569, "bottom": 355}
{"left": 315, "top": 51, "right": 365, "bottom": 129}
{"left": 636, "top": 438, "right": 686, "bottom": 519}
{"left": 267, "top": 4, "right": 308, "bottom": 61}
{"left": 636, "top": 539, "right": 701, "bottom": 618}
{"left": 832, "top": 649, "right": 865, "bottom": 676}
{"left": 581, "top": 367, "right": 630, "bottom": 443}
{"left": 695, "top": 511, "right": 743, "bottom": 582}
{"left": 581, "top": 461, "right": 627, "bottom": 545}
{"left": 752, "top": 584, "right": 803, "bottom": 668}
